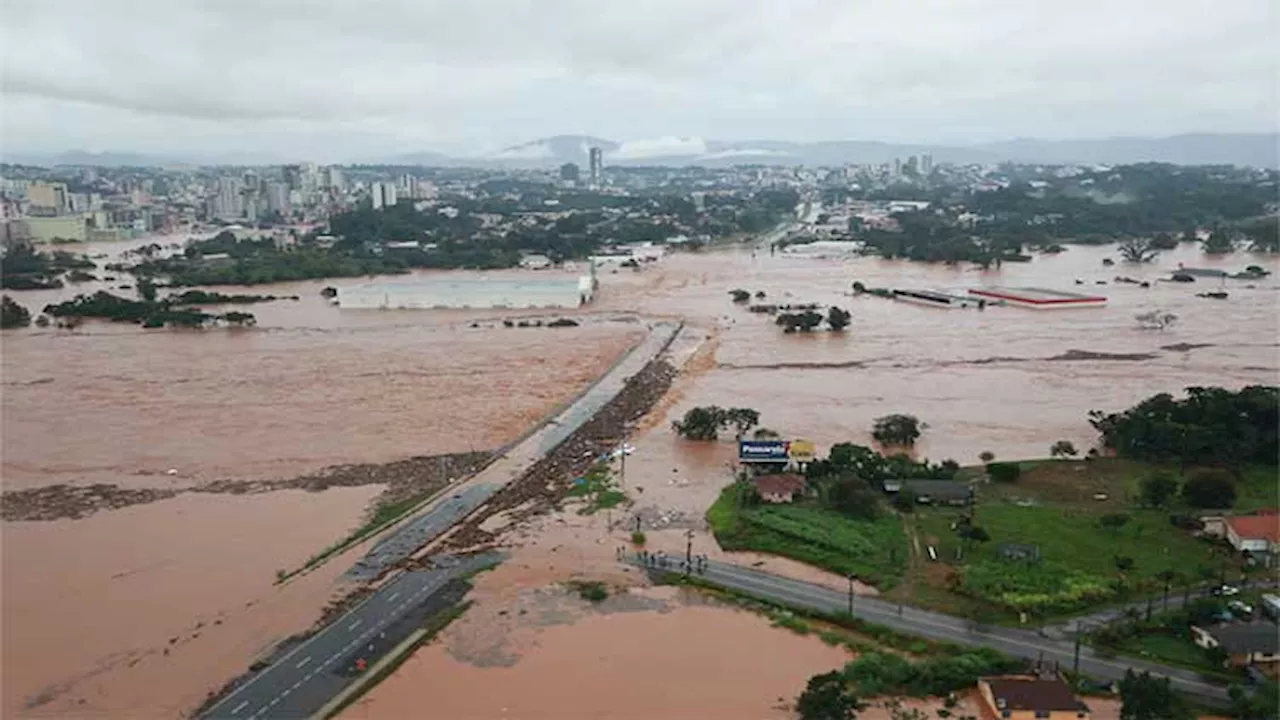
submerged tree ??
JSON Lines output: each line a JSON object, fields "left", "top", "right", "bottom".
{"left": 671, "top": 406, "right": 761, "bottom": 441}
{"left": 1118, "top": 237, "right": 1160, "bottom": 263}
{"left": 1049, "top": 440, "right": 1078, "bottom": 459}
{"left": 0, "top": 295, "right": 32, "bottom": 329}
{"left": 871, "top": 414, "right": 922, "bottom": 447}
{"left": 827, "top": 306, "right": 852, "bottom": 331}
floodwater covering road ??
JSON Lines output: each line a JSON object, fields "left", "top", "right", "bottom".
{"left": 198, "top": 321, "right": 683, "bottom": 718}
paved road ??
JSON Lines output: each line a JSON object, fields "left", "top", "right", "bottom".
{"left": 340, "top": 321, "right": 682, "bottom": 580}
{"left": 202, "top": 554, "right": 495, "bottom": 720}
{"left": 345, "top": 484, "right": 501, "bottom": 581}
{"left": 634, "top": 557, "right": 1231, "bottom": 704}
{"left": 202, "top": 323, "right": 684, "bottom": 719}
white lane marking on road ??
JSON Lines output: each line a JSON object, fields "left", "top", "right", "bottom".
{"left": 348, "top": 619, "right": 362, "bottom": 631}
{"left": 230, "top": 700, "right": 249, "bottom": 715}
{"left": 296, "top": 655, "right": 312, "bottom": 669}
{"left": 202, "top": 574, "right": 416, "bottom": 715}
{"left": 388, "top": 592, "right": 400, "bottom": 601}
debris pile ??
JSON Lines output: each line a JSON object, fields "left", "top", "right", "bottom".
{"left": 0, "top": 484, "right": 180, "bottom": 521}
{"left": 1, "top": 451, "right": 493, "bottom": 522}
{"left": 438, "top": 355, "right": 678, "bottom": 552}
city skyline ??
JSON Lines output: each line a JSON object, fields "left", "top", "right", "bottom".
{"left": 2, "top": 0, "right": 1276, "bottom": 161}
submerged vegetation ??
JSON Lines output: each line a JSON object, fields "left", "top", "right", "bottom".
{"left": 42, "top": 289, "right": 258, "bottom": 329}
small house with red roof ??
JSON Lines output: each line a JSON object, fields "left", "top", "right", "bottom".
{"left": 1225, "top": 510, "right": 1280, "bottom": 565}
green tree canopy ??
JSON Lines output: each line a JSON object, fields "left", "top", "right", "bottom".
{"left": 1089, "top": 386, "right": 1279, "bottom": 467}
{"left": 871, "top": 414, "right": 922, "bottom": 447}
{"left": 1119, "top": 670, "right": 1192, "bottom": 720}
{"left": 1181, "top": 469, "right": 1237, "bottom": 509}
{"left": 796, "top": 670, "right": 861, "bottom": 720}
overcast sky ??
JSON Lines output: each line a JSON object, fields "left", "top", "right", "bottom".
{"left": 2, "top": 0, "right": 1276, "bottom": 161}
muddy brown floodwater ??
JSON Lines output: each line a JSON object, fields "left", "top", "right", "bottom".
{"left": 340, "top": 585, "right": 851, "bottom": 720}
{"left": 1, "top": 257, "right": 645, "bottom": 717}
{"left": 3, "top": 237, "right": 1276, "bottom": 718}
{"left": 595, "top": 242, "right": 1280, "bottom": 464}
{"left": 340, "top": 241, "right": 1276, "bottom": 719}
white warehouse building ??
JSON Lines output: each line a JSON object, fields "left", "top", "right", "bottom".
{"left": 337, "top": 274, "right": 596, "bottom": 310}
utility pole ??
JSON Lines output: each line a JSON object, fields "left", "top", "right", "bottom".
{"left": 685, "top": 529, "right": 695, "bottom": 576}
{"left": 847, "top": 574, "right": 856, "bottom": 617}
{"left": 1073, "top": 623, "right": 1083, "bottom": 676}
{"left": 619, "top": 439, "right": 627, "bottom": 491}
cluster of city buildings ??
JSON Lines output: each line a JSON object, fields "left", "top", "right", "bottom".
{"left": 0, "top": 164, "right": 451, "bottom": 248}
{"left": 557, "top": 145, "right": 606, "bottom": 188}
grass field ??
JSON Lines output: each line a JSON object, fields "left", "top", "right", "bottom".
{"left": 908, "top": 458, "right": 1269, "bottom": 617}
{"left": 707, "top": 459, "right": 1275, "bottom": 618}
{"left": 707, "top": 486, "right": 908, "bottom": 589}
{"left": 1113, "top": 632, "right": 1223, "bottom": 672}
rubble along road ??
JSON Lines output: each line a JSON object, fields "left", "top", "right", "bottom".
{"left": 195, "top": 321, "right": 684, "bottom": 719}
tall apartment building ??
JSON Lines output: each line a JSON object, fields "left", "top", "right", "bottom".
{"left": 369, "top": 182, "right": 397, "bottom": 210}
{"left": 265, "top": 181, "right": 291, "bottom": 217}
{"left": 214, "top": 176, "right": 243, "bottom": 219}
{"left": 588, "top": 147, "right": 603, "bottom": 186}
{"left": 326, "top": 166, "right": 345, "bottom": 192}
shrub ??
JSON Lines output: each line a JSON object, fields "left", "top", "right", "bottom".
{"left": 1050, "top": 440, "right": 1078, "bottom": 458}
{"left": 1181, "top": 469, "right": 1237, "bottom": 509}
{"left": 729, "top": 289, "right": 751, "bottom": 303}
{"left": 986, "top": 462, "right": 1021, "bottom": 483}
{"left": 630, "top": 531, "right": 646, "bottom": 546}
{"left": 572, "top": 581, "right": 609, "bottom": 602}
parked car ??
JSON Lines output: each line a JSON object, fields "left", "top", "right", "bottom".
{"left": 1228, "top": 600, "right": 1254, "bottom": 617}
{"left": 1213, "top": 584, "right": 1241, "bottom": 597}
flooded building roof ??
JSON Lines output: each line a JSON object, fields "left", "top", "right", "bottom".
{"left": 336, "top": 276, "right": 593, "bottom": 309}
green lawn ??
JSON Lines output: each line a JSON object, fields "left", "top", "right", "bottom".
{"left": 914, "top": 502, "right": 1227, "bottom": 615}
{"left": 1234, "top": 465, "right": 1280, "bottom": 512}
{"left": 1116, "top": 632, "right": 1218, "bottom": 670}
{"left": 706, "top": 458, "right": 1274, "bottom": 618}
{"left": 707, "top": 486, "right": 908, "bottom": 589}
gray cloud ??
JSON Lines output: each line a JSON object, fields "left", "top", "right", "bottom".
{"left": 1, "top": 0, "right": 1275, "bottom": 159}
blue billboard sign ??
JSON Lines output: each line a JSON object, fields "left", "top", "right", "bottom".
{"left": 738, "top": 440, "right": 790, "bottom": 463}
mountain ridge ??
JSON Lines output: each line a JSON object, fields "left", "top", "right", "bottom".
{"left": 5, "top": 133, "right": 1275, "bottom": 168}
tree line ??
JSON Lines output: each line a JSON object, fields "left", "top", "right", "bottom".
{"left": 1089, "top": 386, "right": 1278, "bottom": 468}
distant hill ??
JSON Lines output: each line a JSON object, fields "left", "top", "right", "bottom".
{"left": 8, "top": 133, "right": 1276, "bottom": 169}
{"left": 392, "top": 133, "right": 1278, "bottom": 169}
{"left": 973, "top": 134, "right": 1278, "bottom": 167}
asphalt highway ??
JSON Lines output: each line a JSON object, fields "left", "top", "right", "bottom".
{"left": 202, "top": 554, "right": 493, "bottom": 720}
{"left": 345, "top": 483, "right": 500, "bottom": 581}
{"left": 201, "top": 323, "right": 684, "bottom": 719}
{"left": 635, "top": 556, "right": 1231, "bottom": 704}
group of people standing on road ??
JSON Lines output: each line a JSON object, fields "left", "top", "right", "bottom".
{"left": 616, "top": 547, "right": 710, "bottom": 574}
